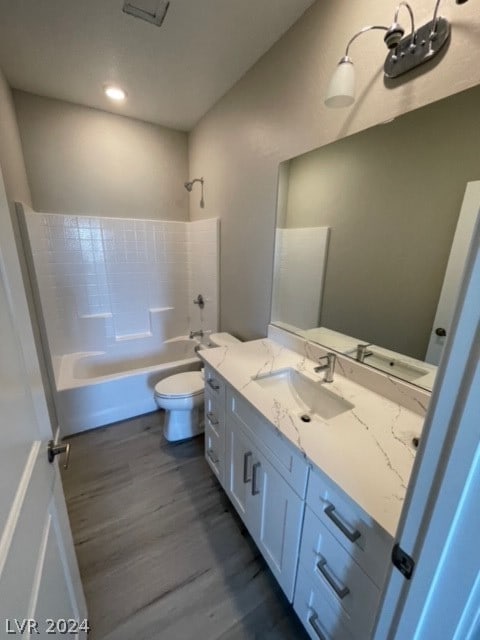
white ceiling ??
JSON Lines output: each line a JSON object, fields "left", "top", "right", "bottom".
{"left": 0, "top": 0, "right": 316, "bottom": 130}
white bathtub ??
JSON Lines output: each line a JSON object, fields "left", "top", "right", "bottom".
{"left": 55, "top": 337, "right": 202, "bottom": 436}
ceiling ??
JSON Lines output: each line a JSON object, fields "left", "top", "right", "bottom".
{"left": 0, "top": 0, "right": 316, "bottom": 130}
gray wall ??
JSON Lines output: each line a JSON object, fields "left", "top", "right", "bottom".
{"left": 14, "top": 91, "right": 189, "bottom": 220}
{"left": 284, "top": 86, "right": 480, "bottom": 360}
{"left": 0, "top": 74, "right": 31, "bottom": 210}
{"left": 188, "top": 0, "right": 480, "bottom": 340}
{"left": 0, "top": 68, "right": 58, "bottom": 428}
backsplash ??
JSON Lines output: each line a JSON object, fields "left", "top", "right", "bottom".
{"left": 23, "top": 207, "right": 219, "bottom": 360}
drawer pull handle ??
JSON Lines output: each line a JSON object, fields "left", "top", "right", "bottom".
{"left": 252, "top": 462, "right": 261, "bottom": 495}
{"left": 243, "top": 452, "right": 252, "bottom": 483}
{"left": 207, "top": 378, "right": 220, "bottom": 391}
{"left": 308, "top": 613, "right": 327, "bottom": 640}
{"left": 324, "top": 503, "right": 361, "bottom": 543}
{"left": 207, "top": 412, "right": 219, "bottom": 426}
{"left": 207, "top": 448, "right": 219, "bottom": 464}
{"left": 316, "top": 557, "right": 350, "bottom": 600}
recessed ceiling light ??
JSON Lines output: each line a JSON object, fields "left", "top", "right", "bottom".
{"left": 104, "top": 85, "right": 127, "bottom": 102}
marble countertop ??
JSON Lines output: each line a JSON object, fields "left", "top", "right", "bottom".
{"left": 200, "top": 338, "right": 425, "bottom": 538}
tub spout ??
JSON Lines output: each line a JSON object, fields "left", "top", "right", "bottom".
{"left": 189, "top": 330, "right": 204, "bottom": 339}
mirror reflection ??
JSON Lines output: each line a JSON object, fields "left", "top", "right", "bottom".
{"left": 272, "top": 85, "right": 480, "bottom": 391}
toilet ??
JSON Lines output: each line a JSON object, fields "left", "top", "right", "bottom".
{"left": 154, "top": 332, "right": 241, "bottom": 442}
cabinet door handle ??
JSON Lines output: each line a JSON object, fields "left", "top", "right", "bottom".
{"left": 207, "top": 378, "right": 220, "bottom": 391}
{"left": 243, "top": 452, "right": 252, "bottom": 483}
{"left": 324, "top": 503, "right": 361, "bottom": 543}
{"left": 207, "top": 448, "right": 219, "bottom": 464}
{"left": 316, "top": 557, "right": 350, "bottom": 600}
{"left": 251, "top": 462, "right": 261, "bottom": 495}
{"left": 308, "top": 613, "right": 327, "bottom": 640}
{"left": 207, "top": 411, "right": 219, "bottom": 426}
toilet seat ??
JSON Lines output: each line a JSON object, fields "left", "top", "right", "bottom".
{"left": 154, "top": 371, "right": 204, "bottom": 399}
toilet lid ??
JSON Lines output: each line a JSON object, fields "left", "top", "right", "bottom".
{"left": 154, "top": 371, "right": 204, "bottom": 398}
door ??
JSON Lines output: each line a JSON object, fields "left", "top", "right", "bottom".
{"left": 0, "top": 171, "right": 87, "bottom": 637}
{"left": 225, "top": 414, "right": 254, "bottom": 524}
{"left": 250, "top": 450, "right": 304, "bottom": 602}
{"left": 425, "top": 181, "right": 480, "bottom": 365}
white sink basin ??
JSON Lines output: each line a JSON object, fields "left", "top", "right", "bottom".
{"left": 347, "top": 349, "right": 429, "bottom": 382}
{"left": 254, "top": 368, "right": 354, "bottom": 421}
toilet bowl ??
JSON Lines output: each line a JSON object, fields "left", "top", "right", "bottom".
{"left": 154, "top": 371, "right": 205, "bottom": 442}
{"left": 154, "top": 332, "right": 241, "bottom": 442}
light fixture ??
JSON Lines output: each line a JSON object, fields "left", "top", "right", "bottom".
{"left": 184, "top": 177, "right": 205, "bottom": 209}
{"left": 325, "top": 0, "right": 470, "bottom": 108}
{"left": 104, "top": 85, "right": 127, "bottom": 102}
{"left": 123, "top": 1, "right": 170, "bottom": 27}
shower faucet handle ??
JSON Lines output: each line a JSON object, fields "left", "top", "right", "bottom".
{"left": 193, "top": 294, "right": 205, "bottom": 309}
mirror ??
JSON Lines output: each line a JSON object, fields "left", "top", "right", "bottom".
{"left": 271, "top": 85, "right": 480, "bottom": 391}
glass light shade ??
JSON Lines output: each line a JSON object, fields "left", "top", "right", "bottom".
{"left": 324, "top": 59, "right": 355, "bottom": 108}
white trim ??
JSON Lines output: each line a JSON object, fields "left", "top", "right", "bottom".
{"left": 50, "top": 495, "right": 81, "bottom": 623}
{"left": 0, "top": 441, "right": 41, "bottom": 576}
{"left": 455, "top": 571, "right": 480, "bottom": 640}
{"left": 27, "top": 513, "right": 52, "bottom": 618}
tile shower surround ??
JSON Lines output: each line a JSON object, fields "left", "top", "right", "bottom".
{"left": 25, "top": 211, "right": 219, "bottom": 361}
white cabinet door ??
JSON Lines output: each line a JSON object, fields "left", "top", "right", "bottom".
{"left": 225, "top": 415, "right": 255, "bottom": 524}
{"left": 224, "top": 391, "right": 305, "bottom": 602}
{"left": 250, "top": 450, "right": 304, "bottom": 602}
{"left": 0, "top": 176, "right": 87, "bottom": 635}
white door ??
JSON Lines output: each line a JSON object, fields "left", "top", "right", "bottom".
{"left": 250, "top": 450, "right": 304, "bottom": 602}
{"left": 0, "top": 171, "right": 87, "bottom": 637}
{"left": 425, "top": 181, "right": 480, "bottom": 365}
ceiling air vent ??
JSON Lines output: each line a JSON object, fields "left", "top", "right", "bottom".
{"left": 122, "top": 0, "right": 170, "bottom": 27}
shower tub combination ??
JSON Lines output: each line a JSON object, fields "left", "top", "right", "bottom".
{"left": 55, "top": 336, "right": 202, "bottom": 436}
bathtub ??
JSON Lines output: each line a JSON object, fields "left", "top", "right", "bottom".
{"left": 55, "top": 337, "right": 202, "bottom": 436}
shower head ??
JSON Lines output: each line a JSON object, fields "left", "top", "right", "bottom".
{"left": 184, "top": 177, "right": 205, "bottom": 208}
{"left": 184, "top": 178, "right": 203, "bottom": 192}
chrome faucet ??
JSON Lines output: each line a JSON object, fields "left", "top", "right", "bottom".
{"left": 189, "top": 329, "right": 204, "bottom": 339}
{"left": 356, "top": 343, "right": 373, "bottom": 363}
{"left": 314, "top": 352, "right": 336, "bottom": 383}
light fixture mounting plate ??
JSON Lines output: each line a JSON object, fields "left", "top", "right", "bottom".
{"left": 384, "top": 17, "right": 450, "bottom": 78}
{"left": 123, "top": 1, "right": 170, "bottom": 27}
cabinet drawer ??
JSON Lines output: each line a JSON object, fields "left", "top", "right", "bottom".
{"left": 294, "top": 567, "right": 355, "bottom": 640}
{"left": 307, "top": 467, "right": 392, "bottom": 588}
{"left": 204, "top": 389, "right": 224, "bottom": 437}
{"left": 228, "top": 388, "right": 309, "bottom": 498}
{"left": 299, "top": 507, "right": 380, "bottom": 636}
{"left": 204, "top": 365, "right": 225, "bottom": 402}
{"left": 205, "top": 422, "right": 224, "bottom": 486}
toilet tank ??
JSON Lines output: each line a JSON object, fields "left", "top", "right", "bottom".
{"left": 209, "top": 332, "right": 241, "bottom": 347}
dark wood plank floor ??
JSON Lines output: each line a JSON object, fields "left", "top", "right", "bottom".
{"left": 61, "top": 412, "right": 308, "bottom": 640}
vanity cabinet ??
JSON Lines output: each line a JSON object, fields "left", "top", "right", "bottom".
{"left": 224, "top": 388, "right": 307, "bottom": 602}
{"left": 294, "top": 466, "right": 392, "bottom": 640}
{"left": 204, "top": 365, "right": 227, "bottom": 487}
{"left": 203, "top": 363, "right": 394, "bottom": 638}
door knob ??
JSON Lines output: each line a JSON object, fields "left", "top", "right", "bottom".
{"left": 435, "top": 327, "right": 447, "bottom": 337}
{"left": 47, "top": 440, "right": 71, "bottom": 469}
